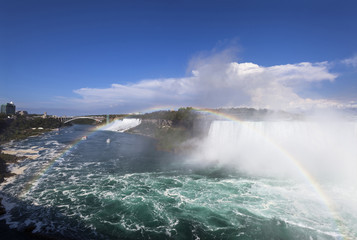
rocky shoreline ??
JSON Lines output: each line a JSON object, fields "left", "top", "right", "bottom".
{"left": 0, "top": 150, "right": 71, "bottom": 240}
{"left": 126, "top": 119, "right": 198, "bottom": 152}
{"left": 0, "top": 151, "right": 26, "bottom": 183}
{"left": 0, "top": 155, "right": 32, "bottom": 239}
{"left": 0, "top": 218, "right": 68, "bottom": 240}
{"left": 0, "top": 130, "right": 69, "bottom": 240}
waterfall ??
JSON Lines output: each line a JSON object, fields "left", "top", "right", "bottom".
{"left": 195, "top": 120, "right": 357, "bottom": 182}
{"left": 100, "top": 118, "right": 141, "bottom": 132}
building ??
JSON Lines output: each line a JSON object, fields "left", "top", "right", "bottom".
{"left": 17, "top": 110, "right": 28, "bottom": 116}
{"left": 1, "top": 102, "right": 16, "bottom": 115}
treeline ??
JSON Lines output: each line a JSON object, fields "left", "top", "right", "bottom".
{"left": 129, "top": 108, "right": 198, "bottom": 152}
{"left": 0, "top": 115, "right": 63, "bottom": 143}
{"left": 215, "top": 107, "right": 302, "bottom": 120}
{"left": 217, "top": 107, "right": 269, "bottom": 119}
{"left": 134, "top": 107, "right": 197, "bottom": 129}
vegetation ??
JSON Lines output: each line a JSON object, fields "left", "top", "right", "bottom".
{"left": 0, "top": 114, "right": 63, "bottom": 183}
{"left": 108, "top": 114, "right": 128, "bottom": 121}
{"left": 134, "top": 107, "right": 196, "bottom": 128}
{"left": 152, "top": 108, "right": 197, "bottom": 152}
{"left": 129, "top": 107, "right": 198, "bottom": 152}
{"left": 0, "top": 115, "right": 63, "bottom": 143}
{"left": 154, "top": 127, "right": 193, "bottom": 152}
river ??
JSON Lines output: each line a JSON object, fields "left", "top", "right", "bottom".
{"left": 0, "top": 121, "right": 356, "bottom": 239}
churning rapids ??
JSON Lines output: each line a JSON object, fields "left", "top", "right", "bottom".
{"left": 1, "top": 119, "right": 357, "bottom": 239}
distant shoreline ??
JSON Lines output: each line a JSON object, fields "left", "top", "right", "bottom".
{"left": 0, "top": 127, "right": 60, "bottom": 145}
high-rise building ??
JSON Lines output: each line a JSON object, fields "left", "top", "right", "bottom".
{"left": 1, "top": 102, "right": 16, "bottom": 115}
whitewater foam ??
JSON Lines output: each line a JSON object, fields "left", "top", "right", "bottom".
{"left": 100, "top": 118, "right": 141, "bottom": 132}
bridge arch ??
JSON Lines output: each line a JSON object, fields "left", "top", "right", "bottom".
{"left": 63, "top": 116, "right": 104, "bottom": 124}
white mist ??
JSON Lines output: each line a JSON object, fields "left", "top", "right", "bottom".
{"left": 192, "top": 120, "right": 357, "bottom": 183}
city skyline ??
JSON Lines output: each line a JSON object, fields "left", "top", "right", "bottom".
{"left": 1, "top": 0, "right": 357, "bottom": 115}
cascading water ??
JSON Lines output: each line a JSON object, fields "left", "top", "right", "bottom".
{"left": 197, "top": 121, "right": 357, "bottom": 182}
{"left": 100, "top": 118, "right": 141, "bottom": 132}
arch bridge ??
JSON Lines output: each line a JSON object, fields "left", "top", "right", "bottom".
{"left": 62, "top": 116, "right": 105, "bottom": 124}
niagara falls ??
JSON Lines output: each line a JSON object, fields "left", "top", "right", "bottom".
{"left": 2, "top": 0, "right": 357, "bottom": 239}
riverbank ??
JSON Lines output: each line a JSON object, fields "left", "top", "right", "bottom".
{"left": 0, "top": 115, "right": 64, "bottom": 184}
{"left": 126, "top": 119, "right": 197, "bottom": 152}
{"left": 0, "top": 141, "right": 70, "bottom": 239}
{"left": 0, "top": 152, "right": 40, "bottom": 239}
{"left": 0, "top": 128, "right": 59, "bottom": 145}
{"left": 0, "top": 218, "right": 36, "bottom": 240}
{"left": 0, "top": 115, "right": 63, "bottom": 144}
{"left": 0, "top": 141, "right": 47, "bottom": 234}
{"left": 0, "top": 218, "right": 68, "bottom": 240}
{"left": 0, "top": 152, "right": 26, "bottom": 184}
{"left": 126, "top": 108, "right": 203, "bottom": 152}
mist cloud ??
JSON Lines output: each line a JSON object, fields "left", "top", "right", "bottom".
{"left": 64, "top": 52, "right": 342, "bottom": 113}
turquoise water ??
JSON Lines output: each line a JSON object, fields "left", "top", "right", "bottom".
{"left": 0, "top": 124, "right": 356, "bottom": 239}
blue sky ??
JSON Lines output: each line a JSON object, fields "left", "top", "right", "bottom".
{"left": 1, "top": 0, "right": 357, "bottom": 115}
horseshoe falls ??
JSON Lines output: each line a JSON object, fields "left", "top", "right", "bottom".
{"left": 1, "top": 121, "right": 357, "bottom": 240}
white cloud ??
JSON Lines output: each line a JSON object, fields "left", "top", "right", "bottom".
{"left": 342, "top": 55, "right": 357, "bottom": 68}
{"left": 60, "top": 53, "right": 343, "bottom": 113}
